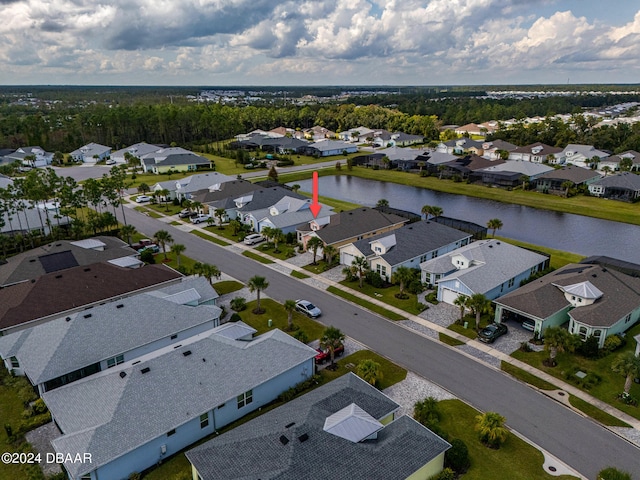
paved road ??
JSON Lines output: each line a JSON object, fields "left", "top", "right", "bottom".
{"left": 122, "top": 207, "right": 640, "bottom": 479}
{"left": 52, "top": 164, "right": 114, "bottom": 182}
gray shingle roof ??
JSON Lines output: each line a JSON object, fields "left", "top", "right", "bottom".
{"left": 351, "top": 220, "right": 471, "bottom": 267}
{"left": 44, "top": 327, "right": 317, "bottom": 478}
{"left": 236, "top": 187, "right": 307, "bottom": 213}
{"left": 192, "top": 180, "right": 262, "bottom": 205}
{"left": 186, "top": 373, "right": 450, "bottom": 480}
{"left": 0, "top": 277, "right": 222, "bottom": 385}
{"left": 536, "top": 165, "right": 601, "bottom": 184}
{"left": 312, "top": 208, "right": 408, "bottom": 245}
{"left": 496, "top": 263, "right": 640, "bottom": 327}
{"left": 143, "top": 153, "right": 211, "bottom": 168}
{"left": 591, "top": 172, "right": 640, "bottom": 190}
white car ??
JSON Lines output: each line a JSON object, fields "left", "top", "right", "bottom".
{"left": 243, "top": 233, "right": 265, "bottom": 245}
{"left": 295, "top": 299, "right": 322, "bottom": 318}
{"left": 135, "top": 195, "right": 152, "bottom": 203}
{"left": 190, "top": 214, "right": 211, "bottom": 224}
{"left": 105, "top": 158, "right": 116, "bottom": 165}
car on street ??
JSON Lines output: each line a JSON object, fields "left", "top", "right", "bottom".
{"left": 105, "top": 158, "right": 116, "bottom": 165}
{"left": 135, "top": 195, "right": 152, "bottom": 203}
{"left": 477, "top": 323, "right": 508, "bottom": 343}
{"left": 243, "top": 233, "right": 265, "bottom": 245}
{"left": 190, "top": 213, "right": 211, "bottom": 224}
{"left": 314, "top": 344, "right": 344, "bottom": 364}
{"left": 295, "top": 299, "right": 322, "bottom": 318}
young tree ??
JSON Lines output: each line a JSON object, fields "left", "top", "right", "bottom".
{"left": 376, "top": 198, "right": 389, "bottom": 208}
{"left": 392, "top": 265, "right": 414, "bottom": 298}
{"left": 306, "top": 236, "right": 324, "bottom": 265}
{"left": 214, "top": 208, "right": 226, "bottom": 228}
{"left": 271, "top": 228, "right": 284, "bottom": 252}
{"left": 611, "top": 352, "right": 640, "bottom": 396}
{"left": 267, "top": 165, "right": 278, "bottom": 182}
{"left": 291, "top": 184, "right": 301, "bottom": 193}
{"left": 413, "top": 397, "right": 441, "bottom": 429}
{"left": 284, "top": 299, "right": 297, "bottom": 331}
{"left": 320, "top": 326, "right": 345, "bottom": 368}
{"left": 466, "top": 293, "right": 492, "bottom": 333}
{"left": 193, "top": 262, "right": 221, "bottom": 285}
{"left": 171, "top": 243, "right": 186, "bottom": 267}
{"left": 453, "top": 295, "right": 468, "bottom": 324}
{"left": 487, "top": 218, "right": 503, "bottom": 237}
{"left": 323, "top": 244, "right": 337, "bottom": 266}
{"left": 475, "top": 412, "right": 508, "bottom": 449}
{"left": 543, "top": 326, "right": 580, "bottom": 367}
{"left": 351, "top": 255, "right": 370, "bottom": 289}
{"left": 137, "top": 183, "right": 150, "bottom": 194}
{"left": 561, "top": 180, "right": 573, "bottom": 197}
{"left": 248, "top": 275, "right": 269, "bottom": 314}
{"left": 153, "top": 229, "right": 173, "bottom": 260}
{"left": 356, "top": 359, "right": 383, "bottom": 387}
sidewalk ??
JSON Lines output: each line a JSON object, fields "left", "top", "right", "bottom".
{"left": 126, "top": 198, "right": 640, "bottom": 442}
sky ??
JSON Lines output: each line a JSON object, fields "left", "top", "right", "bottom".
{"left": 1, "top": 0, "right": 640, "bottom": 86}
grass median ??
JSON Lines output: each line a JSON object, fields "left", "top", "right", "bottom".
{"left": 327, "top": 286, "right": 405, "bottom": 321}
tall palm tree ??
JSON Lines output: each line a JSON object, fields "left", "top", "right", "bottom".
{"left": 171, "top": 243, "right": 186, "bottom": 267}
{"left": 248, "top": 275, "right": 269, "bottom": 314}
{"left": 284, "top": 299, "right": 297, "bottom": 331}
{"left": 194, "top": 262, "right": 221, "bottom": 285}
{"left": 453, "top": 295, "right": 468, "bottom": 324}
{"left": 602, "top": 166, "right": 612, "bottom": 177}
{"left": 271, "top": 228, "right": 284, "bottom": 252}
{"left": 320, "top": 326, "right": 345, "bottom": 368}
{"left": 356, "top": 359, "right": 383, "bottom": 386}
{"left": 487, "top": 218, "right": 503, "bottom": 237}
{"left": 561, "top": 180, "right": 573, "bottom": 197}
{"left": 323, "top": 244, "right": 337, "bottom": 266}
{"left": 611, "top": 352, "right": 640, "bottom": 396}
{"left": 351, "top": 256, "right": 370, "bottom": 289}
{"left": 214, "top": 208, "right": 226, "bottom": 228}
{"left": 120, "top": 224, "right": 137, "bottom": 246}
{"left": 229, "top": 219, "right": 243, "bottom": 236}
{"left": 261, "top": 226, "right": 274, "bottom": 244}
{"left": 392, "top": 265, "right": 414, "bottom": 298}
{"left": 466, "top": 293, "right": 492, "bottom": 333}
{"left": 306, "top": 236, "right": 324, "bottom": 265}
{"left": 475, "top": 412, "right": 508, "bottom": 449}
{"left": 153, "top": 229, "right": 173, "bottom": 260}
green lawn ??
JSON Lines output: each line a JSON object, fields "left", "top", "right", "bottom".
{"left": 302, "top": 259, "right": 335, "bottom": 274}
{"left": 134, "top": 206, "right": 162, "bottom": 218}
{"left": 512, "top": 322, "right": 640, "bottom": 420}
{"left": 500, "top": 362, "right": 557, "bottom": 391}
{"left": 190, "top": 229, "right": 231, "bottom": 246}
{"left": 146, "top": 202, "right": 183, "bottom": 216}
{"left": 338, "top": 278, "right": 425, "bottom": 316}
{"left": 568, "top": 395, "right": 631, "bottom": 427}
{"left": 326, "top": 286, "right": 405, "bottom": 321}
{"left": 238, "top": 298, "right": 326, "bottom": 341}
{"left": 212, "top": 280, "right": 244, "bottom": 295}
{"left": 254, "top": 242, "right": 298, "bottom": 261}
{"left": 202, "top": 225, "right": 242, "bottom": 243}
{"left": 295, "top": 191, "right": 362, "bottom": 212}
{"left": 439, "top": 333, "right": 466, "bottom": 346}
{"left": 448, "top": 313, "right": 493, "bottom": 339}
{"left": 319, "top": 350, "right": 407, "bottom": 390}
{"left": 438, "top": 399, "right": 578, "bottom": 480}
{"left": 290, "top": 270, "right": 310, "bottom": 279}
{"left": 241, "top": 250, "right": 275, "bottom": 264}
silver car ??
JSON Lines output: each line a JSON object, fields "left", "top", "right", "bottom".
{"left": 295, "top": 300, "right": 322, "bottom": 318}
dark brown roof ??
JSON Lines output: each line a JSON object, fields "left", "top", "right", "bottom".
{"left": 536, "top": 165, "right": 601, "bottom": 184}
{"left": 0, "top": 262, "right": 182, "bottom": 330}
{"left": 511, "top": 142, "right": 563, "bottom": 155}
{"left": 313, "top": 208, "right": 407, "bottom": 245}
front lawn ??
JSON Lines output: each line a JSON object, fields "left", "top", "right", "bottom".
{"left": 254, "top": 241, "right": 298, "bottom": 261}
{"left": 238, "top": 299, "right": 325, "bottom": 341}
{"left": 448, "top": 313, "right": 493, "bottom": 339}
{"left": 512, "top": 323, "right": 640, "bottom": 420}
{"left": 212, "top": 280, "right": 244, "bottom": 295}
{"left": 320, "top": 350, "right": 407, "bottom": 390}
{"left": 202, "top": 225, "right": 243, "bottom": 243}
{"left": 302, "top": 259, "right": 335, "bottom": 274}
{"left": 338, "top": 278, "right": 426, "bottom": 316}
{"left": 326, "top": 286, "right": 405, "bottom": 321}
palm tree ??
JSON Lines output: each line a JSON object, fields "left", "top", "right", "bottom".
{"left": 392, "top": 266, "right": 414, "bottom": 298}
{"left": 320, "top": 326, "right": 345, "bottom": 368}
{"left": 248, "top": 275, "right": 269, "bottom": 314}
{"left": 376, "top": 198, "right": 389, "bottom": 208}
{"left": 214, "top": 208, "right": 226, "bottom": 228}
{"left": 453, "top": 295, "right": 468, "bottom": 324}
{"left": 291, "top": 184, "right": 301, "bottom": 193}
{"left": 153, "top": 229, "right": 173, "bottom": 260}
{"left": 421, "top": 205, "right": 443, "bottom": 221}
{"left": 229, "top": 219, "right": 243, "bottom": 236}
{"left": 271, "top": 228, "right": 284, "bottom": 252}
{"left": 413, "top": 397, "right": 441, "bottom": 429}
{"left": 466, "top": 293, "right": 492, "bottom": 333}
{"left": 475, "top": 412, "right": 508, "bottom": 449}
{"left": 487, "top": 218, "right": 503, "bottom": 237}
{"left": 611, "top": 352, "right": 640, "bottom": 396}
{"left": 519, "top": 175, "right": 530, "bottom": 190}
{"left": 284, "top": 299, "right": 297, "bottom": 331}
{"left": 602, "top": 166, "right": 612, "bottom": 177}
{"left": 323, "top": 244, "right": 337, "bottom": 266}
{"left": 357, "top": 359, "right": 383, "bottom": 386}
{"left": 351, "top": 256, "right": 370, "bottom": 288}
{"left": 193, "top": 262, "right": 221, "bottom": 285}
{"left": 306, "top": 236, "right": 324, "bottom": 265}
{"left": 561, "top": 180, "right": 573, "bottom": 197}
{"left": 261, "top": 226, "right": 274, "bottom": 244}
{"left": 138, "top": 183, "right": 150, "bottom": 194}
{"left": 120, "top": 224, "right": 136, "bottom": 246}
{"left": 171, "top": 243, "right": 186, "bottom": 267}
{"left": 543, "top": 326, "right": 580, "bottom": 367}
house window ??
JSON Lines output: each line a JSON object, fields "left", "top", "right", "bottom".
{"left": 106, "top": 354, "right": 124, "bottom": 368}
{"left": 624, "top": 313, "right": 632, "bottom": 324}
{"left": 593, "top": 330, "right": 602, "bottom": 340}
{"left": 237, "top": 390, "right": 253, "bottom": 409}
{"left": 167, "top": 429, "right": 176, "bottom": 437}
{"left": 578, "top": 326, "right": 588, "bottom": 341}
{"left": 420, "top": 254, "right": 427, "bottom": 263}
{"left": 431, "top": 251, "right": 438, "bottom": 259}
{"left": 376, "top": 264, "right": 387, "bottom": 277}
{"left": 10, "top": 356, "right": 19, "bottom": 368}
{"left": 200, "top": 413, "right": 209, "bottom": 429}
{"left": 508, "top": 277, "right": 515, "bottom": 288}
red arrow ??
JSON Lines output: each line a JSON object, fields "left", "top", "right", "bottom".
{"left": 309, "top": 171, "right": 321, "bottom": 218}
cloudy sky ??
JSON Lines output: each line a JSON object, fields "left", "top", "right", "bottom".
{"left": 1, "top": 0, "right": 640, "bottom": 86}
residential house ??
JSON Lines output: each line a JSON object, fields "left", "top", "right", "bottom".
{"left": 0, "top": 277, "right": 221, "bottom": 395}
{"left": 472, "top": 160, "right": 554, "bottom": 188}
{"left": 42, "top": 324, "right": 317, "bottom": 480}
{"left": 191, "top": 180, "right": 263, "bottom": 219}
{"left": 303, "top": 126, "right": 335, "bottom": 141}
{"left": 587, "top": 172, "right": 640, "bottom": 201}
{"left": 1, "top": 146, "right": 53, "bottom": 167}
{"left": 424, "top": 151, "right": 458, "bottom": 174}
{"left": 0, "top": 198, "right": 72, "bottom": 237}
{"left": 269, "top": 126, "right": 296, "bottom": 137}
{"left": 559, "top": 144, "right": 609, "bottom": 169}
{"left": 437, "top": 155, "right": 505, "bottom": 180}
{"left": 358, "top": 146, "right": 430, "bottom": 170}
{"left": 152, "top": 172, "right": 235, "bottom": 201}
{"left": 534, "top": 165, "right": 601, "bottom": 193}
{"left": 339, "top": 220, "right": 472, "bottom": 281}
{"left": 234, "top": 134, "right": 310, "bottom": 154}
{"left": 494, "top": 263, "right": 640, "bottom": 348}
{"left": 0, "top": 173, "right": 12, "bottom": 189}
{"left": 298, "top": 207, "right": 408, "bottom": 251}
{"left": 110, "top": 142, "right": 165, "bottom": 164}
{"left": 0, "top": 262, "right": 182, "bottom": 335}
{"left": 482, "top": 140, "right": 518, "bottom": 160}
{"left": 0, "top": 236, "right": 140, "bottom": 286}
{"left": 420, "top": 239, "right": 549, "bottom": 305}
{"left": 301, "top": 140, "right": 358, "bottom": 157}
{"left": 70, "top": 143, "right": 112, "bottom": 163}
{"left": 246, "top": 196, "right": 335, "bottom": 235}
{"left": 338, "top": 126, "right": 375, "bottom": 143}
{"left": 141, "top": 148, "right": 212, "bottom": 174}
{"left": 437, "top": 138, "right": 484, "bottom": 155}
{"left": 392, "top": 131, "right": 425, "bottom": 146}
{"left": 598, "top": 151, "right": 640, "bottom": 173}
{"left": 186, "top": 373, "right": 451, "bottom": 480}
{"left": 508, "top": 142, "right": 563, "bottom": 164}
{"left": 455, "top": 122, "right": 498, "bottom": 136}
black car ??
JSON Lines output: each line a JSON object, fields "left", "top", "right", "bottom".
{"left": 477, "top": 323, "right": 508, "bottom": 344}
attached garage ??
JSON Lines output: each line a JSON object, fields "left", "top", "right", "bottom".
{"left": 440, "top": 288, "right": 460, "bottom": 305}
{"left": 340, "top": 251, "right": 356, "bottom": 266}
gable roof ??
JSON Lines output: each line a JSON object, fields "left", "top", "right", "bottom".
{"left": 70, "top": 142, "right": 111, "bottom": 158}
{"left": 236, "top": 187, "right": 307, "bottom": 213}
{"left": 310, "top": 208, "right": 408, "bottom": 245}
{"left": 536, "top": 165, "right": 601, "bottom": 184}
{"left": 511, "top": 142, "right": 563, "bottom": 156}
{"left": 111, "top": 142, "right": 162, "bottom": 160}
{"left": 44, "top": 327, "right": 317, "bottom": 479}
{"left": 561, "top": 144, "right": 609, "bottom": 159}
{"left": 0, "top": 277, "right": 221, "bottom": 386}
{"left": 186, "top": 373, "right": 449, "bottom": 480}
{"left": 444, "top": 138, "right": 483, "bottom": 149}
{"left": 0, "top": 263, "right": 182, "bottom": 331}
{"left": 495, "top": 263, "right": 640, "bottom": 327}
{"left": 476, "top": 160, "right": 554, "bottom": 177}
{"left": 306, "top": 140, "right": 356, "bottom": 152}
{"left": 591, "top": 172, "right": 640, "bottom": 190}
{"left": 142, "top": 152, "right": 210, "bottom": 168}
{"left": 351, "top": 220, "right": 471, "bottom": 267}
{"left": 192, "top": 179, "right": 262, "bottom": 205}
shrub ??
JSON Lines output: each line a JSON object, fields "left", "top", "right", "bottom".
{"left": 365, "top": 271, "right": 385, "bottom": 288}
{"left": 618, "top": 392, "right": 638, "bottom": 406}
{"left": 416, "top": 302, "right": 429, "bottom": 312}
{"left": 579, "top": 335, "right": 601, "bottom": 359}
{"left": 32, "top": 398, "right": 48, "bottom": 415}
{"left": 139, "top": 249, "right": 155, "bottom": 264}
{"left": 598, "top": 467, "right": 633, "bottom": 480}
{"left": 519, "top": 341, "right": 533, "bottom": 352}
{"left": 565, "top": 367, "right": 602, "bottom": 390}
{"left": 429, "top": 467, "right": 456, "bottom": 480}
{"left": 230, "top": 297, "right": 247, "bottom": 312}
{"left": 445, "top": 438, "right": 470, "bottom": 473}
{"left": 408, "top": 279, "right": 425, "bottom": 295}
{"left": 229, "top": 313, "right": 242, "bottom": 323}
{"left": 425, "top": 291, "right": 439, "bottom": 304}
{"left": 293, "top": 330, "right": 309, "bottom": 344}
{"left": 414, "top": 397, "right": 441, "bottom": 430}
{"left": 603, "top": 334, "right": 625, "bottom": 352}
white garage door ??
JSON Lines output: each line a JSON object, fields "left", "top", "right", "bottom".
{"left": 440, "top": 288, "right": 460, "bottom": 305}
{"left": 341, "top": 252, "right": 356, "bottom": 266}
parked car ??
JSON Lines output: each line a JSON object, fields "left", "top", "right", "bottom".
{"left": 190, "top": 213, "right": 211, "bottom": 224}
{"left": 314, "top": 344, "right": 344, "bottom": 365}
{"left": 243, "top": 233, "right": 265, "bottom": 245}
{"left": 522, "top": 318, "right": 536, "bottom": 331}
{"left": 295, "top": 299, "right": 322, "bottom": 318}
{"left": 105, "top": 158, "right": 116, "bottom": 165}
{"left": 135, "top": 195, "right": 152, "bottom": 203}
{"left": 131, "top": 238, "right": 155, "bottom": 251}
{"left": 478, "top": 323, "right": 508, "bottom": 344}
{"left": 139, "top": 244, "right": 160, "bottom": 254}
{"left": 178, "top": 209, "right": 196, "bottom": 219}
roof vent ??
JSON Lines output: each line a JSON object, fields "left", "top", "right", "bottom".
{"left": 29, "top": 259, "right": 36, "bottom": 263}
{"left": 65, "top": 317, "right": 71, "bottom": 322}
{"left": 488, "top": 245, "right": 493, "bottom": 248}
{"left": 592, "top": 274, "right": 597, "bottom": 278}
{"left": 55, "top": 274, "right": 63, "bottom": 278}
{"left": 84, "top": 268, "right": 91, "bottom": 272}
{"left": 298, "top": 433, "right": 309, "bottom": 443}
{"left": 56, "top": 243, "right": 62, "bottom": 247}
{"left": 83, "top": 313, "right": 92, "bottom": 319}
{"left": 119, "top": 371, "right": 127, "bottom": 378}
{"left": 183, "top": 350, "right": 192, "bottom": 357}
{"left": 285, "top": 422, "right": 295, "bottom": 428}
{"left": 31, "top": 279, "right": 36, "bottom": 283}
{"left": 116, "top": 304, "right": 124, "bottom": 309}
{"left": 141, "top": 367, "right": 150, "bottom": 374}
{"left": 279, "top": 435, "right": 289, "bottom": 445}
